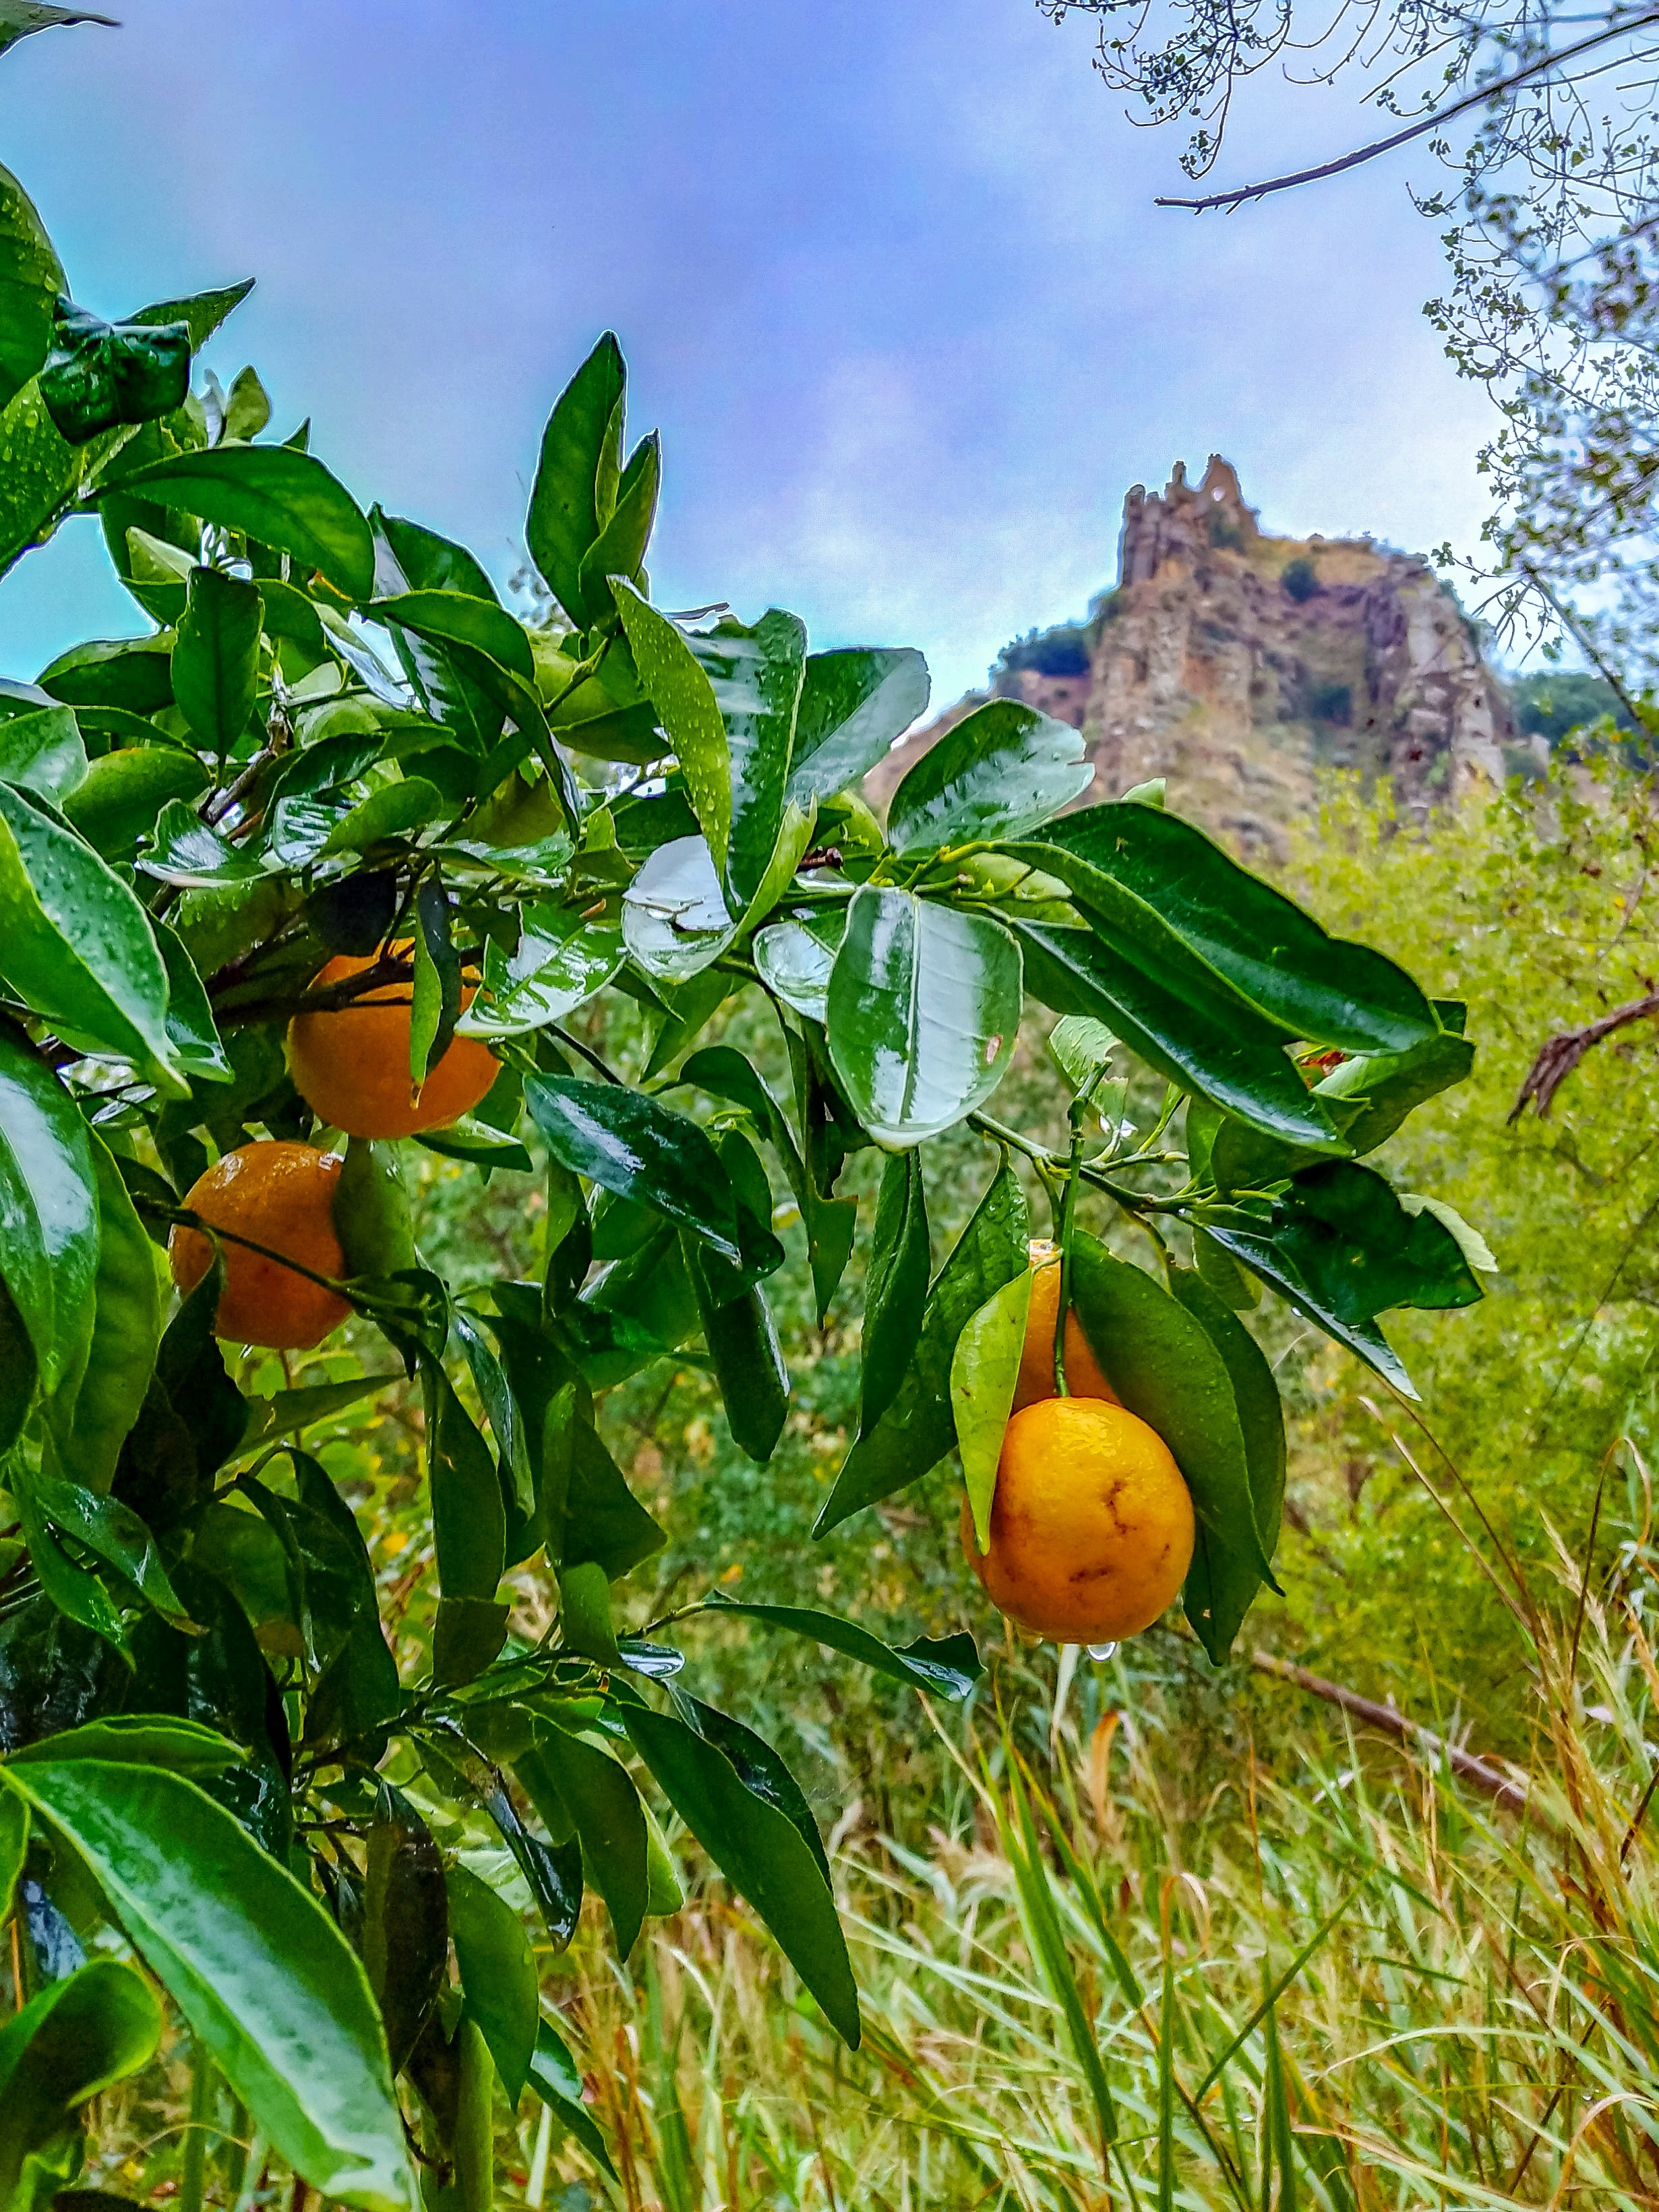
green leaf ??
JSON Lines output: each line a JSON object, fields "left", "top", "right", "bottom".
{"left": 684, "top": 1240, "right": 789, "bottom": 1463}
{"left": 0, "top": 1025, "right": 99, "bottom": 1395}
{"left": 524, "top": 1075, "right": 747, "bottom": 1263}
{"left": 445, "top": 1864, "right": 537, "bottom": 2105}
{"left": 125, "top": 278, "right": 255, "bottom": 351}
{"left": 527, "top": 333, "right": 626, "bottom": 625}
{"left": 173, "top": 567, "right": 262, "bottom": 757}
{"left": 786, "top": 647, "right": 930, "bottom": 806}
{"left": 6, "top": 1761, "right": 413, "bottom": 2211}
{"left": 0, "top": 378, "right": 83, "bottom": 577}
{"left": 152, "top": 918, "right": 233, "bottom": 1082}
{"left": 371, "top": 591, "right": 533, "bottom": 686}
{"left": 752, "top": 913, "right": 841, "bottom": 1025}
{"left": 673, "top": 1688, "right": 829, "bottom": 1883}
{"left": 409, "top": 878, "right": 462, "bottom": 1085}
{"left": 0, "top": 164, "right": 62, "bottom": 412}
{"left": 369, "top": 516, "right": 505, "bottom": 750}
{"left": 1298, "top": 1025, "right": 1474, "bottom": 1162}
{"left": 950, "top": 1268, "right": 1031, "bottom": 1551}
{"left": 1066, "top": 1234, "right": 1276, "bottom": 1661}
{"left": 0, "top": 705, "right": 85, "bottom": 802}
{"left": 0, "top": 1960, "right": 161, "bottom": 2212}
{"left": 581, "top": 430, "right": 659, "bottom": 618}
{"left": 44, "top": 1129, "right": 160, "bottom": 1495}
{"left": 1047, "top": 1013, "right": 1117, "bottom": 1094}
{"left": 1167, "top": 1267, "right": 1286, "bottom": 1658}
{"left": 0, "top": 1279, "right": 35, "bottom": 1458}
{"left": 622, "top": 834, "right": 735, "bottom": 981}
{"left": 1038, "top": 804, "right": 1439, "bottom": 1054}
{"left": 459, "top": 904, "right": 622, "bottom": 1040}
{"left": 735, "top": 797, "right": 816, "bottom": 934}
{"left": 859, "top": 1149, "right": 930, "bottom": 1435}
{"left": 60, "top": 745, "right": 209, "bottom": 862}
{"left": 39, "top": 299, "right": 189, "bottom": 445}
{"left": 0, "top": 1778, "right": 23, "bottom": 1921}
{"left": 621, "top": 1702, "right": 860, "bottom": 2046}
{"left": 559, "top": 1419, "right": 665, "bottom": 1580}
{"left": 9, "top": 1716, "right": 241, "bottom": 1770}
{"left": 136, "top": 798, "right": 266, "bottom": 889}
{"left": 520, "top": 1725, "right": 648, "bottom": 1956}
{"left": 224, "top": 363, "right": 271, "bottom": 440}
{"left": 318, "top": 775, "right": 449, "bottom": 856}
{"left": 432, "top": 1596, "right": 510, "bottom": 1687}
{"left": 527, "top": 2017, "right": 617, "bottom": 2179}
{"left": 101, "top": 444, "right": 375, "bottom": 601}
{"left": 687, "top": 612, "right": 806, "bottom": 910}
{"left": 886, "top": 699, "right": 1091, "bottom": 856}
{"left": 816, "top": 1155, "right": 1028, "bottom": 1534}
{"left": 0, "top": 783, "right": 189, "bottom": 1092}
{"left": 415, "top": 1118, "right": 533, "bottom": 1174}
{"left": 611, "top": 581, "right": 729, "bottom": 871}
{"left": 38, "top": 636, "right": 174, "bottom": 715}
{"left": 422, "top": 1358, "right": 506, "bottom": 1602}
{"left": 1195, "top": 1161, "right": 1484, "bottom": 1400}
{"left": 1013, "top": 919, "right": 1345, "bottom": 1154}
{"left": 700, "top": 1597, "right": 983, "bottom": 1699}
{"left": 827, "top": 888, "right": 1021, "bottom": 1146}
{"left": 237, "top": 1375, "right": 389, "bottom": 1455}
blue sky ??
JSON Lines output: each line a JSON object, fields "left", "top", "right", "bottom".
{"left": 0, "top": 0, "right": 1495, "bottom": 709}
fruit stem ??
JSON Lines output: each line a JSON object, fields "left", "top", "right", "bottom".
{"left": 1054, "top": 1094, "right": 1087, "bottom": 1397}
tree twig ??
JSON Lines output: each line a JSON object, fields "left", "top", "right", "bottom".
{"left": 1155, "top": 10, "right": 1659, "bottom": 212}
{"left": 1508, "top": 990, "right": 1659, "bottom": 1120}
{"left": 1248, "top": 1648, "right": 1531, "bottom": 1812}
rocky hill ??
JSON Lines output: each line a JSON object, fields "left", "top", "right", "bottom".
{"left": 870, "top": 458, "right": 1529, "bottom": 858}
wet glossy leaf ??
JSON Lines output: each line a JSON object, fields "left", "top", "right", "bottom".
{"left": 1067, "top": 1234, "right": 1275, "bottom": 1661}
{"left": 622, "top": 1702, "right": 859, "bottom": 2045}
{"left": 622, "top": 833, "right": 735, "bottom": 980}
{"left": 702, "top": 1597, "right": 983, "bottom": 1700}
{"left": 137, "top": 799, "right": 267, "bottom": 889}
{"left": 445, "top": 1864, "right": 536, "bottom": 2106}
{"left": 102, "top": 444, "right": 375, "bottom": 601}
{"left": 421, "top": 1358, "right": 506, "bottom": 1603}
{"left": 60, "top": 744, "right": 208, "bottom": 861}
{"left": 0, "top": 1026, "right": 99, "bottom": 1395}
{"left": 611, "top": 581, "right": 730, "bottom": 869}
{"left": 519, "top": 1724, "right": 648, "bottom": 1957}
{"left": 686, "top": 611, "right": 806, "bottom": 909}
{"left": 173, "top": 566, "right": 262, "bottom": 757}
{"left": 558, "top": 1420, "right": 665, "bottom": 1580}
{"left": 0, "top": 705, "right": 85, "bottom": 802}
{"left": 0, "top": 782, "right": 187, "bottom": 1091}
{"left": 0, "top": 1960, "right": 161, "bottom": 2211}
{"left": 860, "top": 1149, "right": 929, "bottom": 1435}
{"left": 581, "top": 427, "right": 659, "bottom": 616}
{"left": 7, "top": 1761, "right": 413, "bottom": 2210}
{"left": 816, "top": 1155, "right": 1028, "bottom": 1533}
{"left": 38, "top": 636, "right": 174, "bottom": 715}
{"left": 951, "top": 1268, "right": 1031, "bottom": 1551}
{"left": 0, "top": 162, "right": 62, "bottom": 411}
{"left": 524, "top": 1074, "right": 747, "bottom": 1263}
{"left": 1013, "top": 918, "right": 1346, "bottom": 1154}
{"left": 1047, "top": 1013, "right": 1116, "bottom": 1094}
{"left": 1168, "top": 1265, "right": 1286, "bottom": 1656}
{"left": 786, "top": 646, "right": 930, "bottom": 806}
{"left": 1195, "top": 1160, "right": 1484, "bottom": 1399}
{"left": 43, "top": 1129, "right": 160, "bottom": 1494}
{"left": 9, "top": 1715, "right": 241, "bottom": 1771}
{"left": 527, "top": 2017, "right": 616, "bottom": 2178}
{"left": 827, "top": 888, "right": 1021, "bottom": 1146}
{"left": 685, "top": 1238, "right": 789, "bottom": 1463}
{"left": 40, "top": 299, "right": 189, "bottom": 444}
{"left": 752, "top": 911, "right": 841, "bottom": 1023}
{"left": 527, "top": 332, "right": 625, "bottom": 625}
{"left": 462, "top": 905, "right": 622, "bottom": 1042}
{"left": 887, "top": 698, "right": 1091, "bottom": 855}
{"left": 1038, "top": 803, "right": 1439, "bottom": 1053}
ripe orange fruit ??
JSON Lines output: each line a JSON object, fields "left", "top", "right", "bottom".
{"left": 169, "top": 1141, "right": 351, "bottom": 1350}
{"left": 963, "top": 1397, "right": 1194, "bottom": 1644}
{"left": 286, "top": 943, "right": 499, "bottom": 1139}
{"left": 1013, "top": 1240, "right": 1119, "bottom": 1411}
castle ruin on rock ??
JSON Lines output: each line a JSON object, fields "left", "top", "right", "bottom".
{"left": 867, "top": 456, "right": 1521, "bottom": 857}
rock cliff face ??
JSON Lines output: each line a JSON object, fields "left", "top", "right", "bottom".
{"left": 870, "top": 457, "right": 1521, "bottom": 857}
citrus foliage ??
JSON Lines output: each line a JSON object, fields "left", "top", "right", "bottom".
{"left": 0, "top": 146, "right": 1485, "bottom": 2207}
